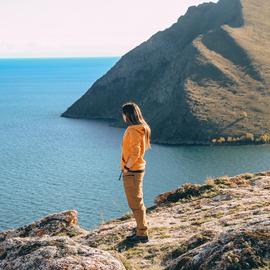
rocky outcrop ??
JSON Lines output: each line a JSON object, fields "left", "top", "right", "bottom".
{"left": 61, "top": 0, "right": 270, "bottom": 145}
{"left": 87, "top": 171, "right": 270, "bottom": 269}
{"left": 1, "top": 171, "right": 269, "bottom": 269}
{"left": 0, "top": 210, "right": 125, "bottom": 270}
{"left": 166, "top": 228, "right": 270, "bottom": 270}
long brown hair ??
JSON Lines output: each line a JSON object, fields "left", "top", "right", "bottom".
{"left": 122, "top": 102, "right": 151, "bottom": 150}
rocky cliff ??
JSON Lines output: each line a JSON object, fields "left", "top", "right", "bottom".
{"left": 1, "top": 170, "right": 270, "bottom": 269}
{"left": 61, "top": 0, "right": 270, "bottom": 144}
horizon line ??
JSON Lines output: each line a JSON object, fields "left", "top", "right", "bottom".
{"left": 0, "top": 55, "right": 121, "bottom": 60}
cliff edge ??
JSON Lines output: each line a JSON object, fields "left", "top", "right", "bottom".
{"left": 1, "top": 170, "right": 270, "bottom": 269}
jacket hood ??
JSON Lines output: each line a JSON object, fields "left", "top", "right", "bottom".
{"left": 127, "top": 124, "right": 146, "bottom": 135}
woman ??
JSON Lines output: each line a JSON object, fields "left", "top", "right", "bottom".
{"left": 120, "top": 102, "right": 151, "bottom": 244}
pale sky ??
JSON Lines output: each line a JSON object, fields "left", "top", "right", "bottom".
{"left": 0, "top": 0, "right": 218, "bottom": 58}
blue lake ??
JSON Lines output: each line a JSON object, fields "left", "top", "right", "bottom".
{"left": 0, "top": 57, "right": 269, "bottom": 231}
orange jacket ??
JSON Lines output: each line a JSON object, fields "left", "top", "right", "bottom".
{"left": 120, "top": 124, "right": 146, "bottom": 171}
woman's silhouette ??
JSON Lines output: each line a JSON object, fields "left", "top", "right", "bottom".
{"left": 120, "top": 102, "right": 151, "bottom": 243}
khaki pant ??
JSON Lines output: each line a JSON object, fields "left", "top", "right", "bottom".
{"left": 123, "top": 171, "right": 148, "bottom": 236}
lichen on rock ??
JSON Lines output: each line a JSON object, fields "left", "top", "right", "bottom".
{"left": 0, "top": 210, "right": 125, "bottom": 270}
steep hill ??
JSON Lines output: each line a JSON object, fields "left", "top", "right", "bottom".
{"left": 61, "top": 0, "right": 270, "bottom": 144}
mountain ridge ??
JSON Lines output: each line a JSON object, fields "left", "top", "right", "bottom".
{"left": 61, "top": 0, "right": 270, "bottom": 145}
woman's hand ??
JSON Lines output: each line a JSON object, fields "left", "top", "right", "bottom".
{"left": 123, "top": 164, "right": 131, "bottom": 175}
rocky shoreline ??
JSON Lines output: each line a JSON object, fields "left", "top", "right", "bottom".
{"left": 1, "top": 170, "right": 269, "bottom": 269}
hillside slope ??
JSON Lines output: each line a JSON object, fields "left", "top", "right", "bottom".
{"left": 61, "top": 0, "right": 270, "bottom": 144}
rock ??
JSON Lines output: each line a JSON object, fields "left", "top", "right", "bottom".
{"left": 166, "top": 227, "right": 270, "bottom": 270}
{"left": 0, "top": 210, "right": 84, "bottom": 239}
{"left": 0, "top": 210, "right": 125, "bottom": 270}
{"left": 212, "top": 194, "right": 233, "bottom": 201}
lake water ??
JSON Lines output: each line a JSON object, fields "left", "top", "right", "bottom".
{"left": 0, "top": 57, "right": 269, "bottom": 232}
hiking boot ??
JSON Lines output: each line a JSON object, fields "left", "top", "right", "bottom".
{"left": 126, "top": 227, "right": 137, "bottom": 239}
{"left": 125, "top": 234, "right": 149, "bottom": 244}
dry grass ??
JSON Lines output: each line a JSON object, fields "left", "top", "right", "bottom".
{"left": 154, "top": 182, "right": 217, "bottom": 205}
